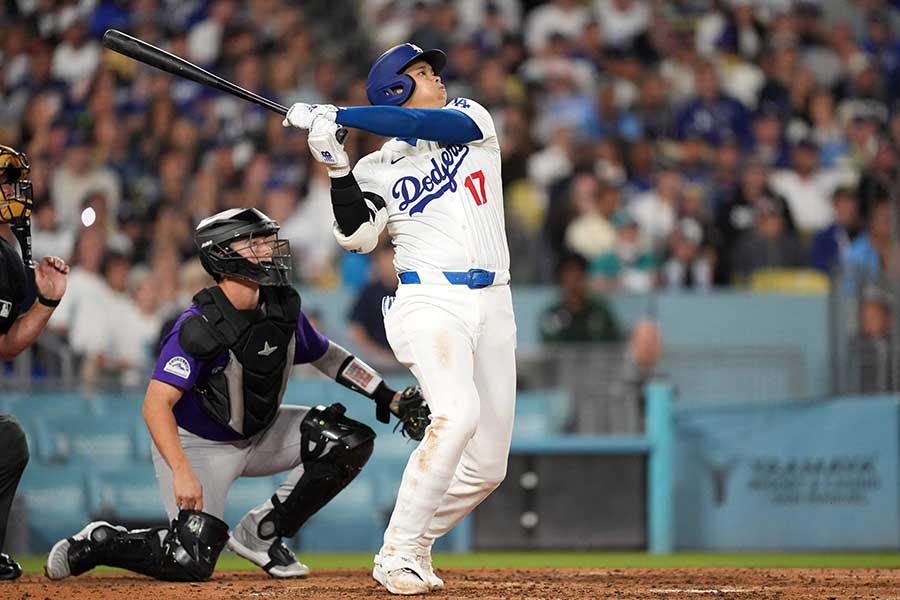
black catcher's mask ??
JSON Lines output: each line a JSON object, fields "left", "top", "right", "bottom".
{"left": 195, "top": 207, "right": 292, "bottom": 287}
{"left": 0, "top": 145, "right": 34, "bottom": 225}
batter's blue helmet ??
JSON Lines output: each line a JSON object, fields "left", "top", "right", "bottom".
{"left": 366, "top": 43, "right": 447, "bottom": 106}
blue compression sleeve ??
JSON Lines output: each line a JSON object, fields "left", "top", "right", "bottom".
{"left": 335, "top": 106, "right": 482, "bottom": 144}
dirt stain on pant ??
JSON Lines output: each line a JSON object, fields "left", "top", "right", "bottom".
{"left": 416, "top": 415, "right": 447, "bottom": 472}
{"left": 434, "top": 330, "right": 452, "bottom": 368}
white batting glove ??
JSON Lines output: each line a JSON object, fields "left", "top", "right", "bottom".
{"left": 307, "top": 119, "right": 350, "bottom": 177}
{"left": 282, "top": 102, "right": 338, "bottom": 130}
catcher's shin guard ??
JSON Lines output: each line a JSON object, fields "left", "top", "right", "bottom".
{"left": 256, "top": 404, "right": 375, "bottom": 540}
{"left": 73, "top": 510, "right": 229, "bottom": 582}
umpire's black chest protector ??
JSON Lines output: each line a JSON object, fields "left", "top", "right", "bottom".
{"left": 180, "top": 285, "right": 301, "bottom": 438}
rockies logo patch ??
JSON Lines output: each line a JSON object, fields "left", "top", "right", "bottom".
{"left": 163, "top": 356, "right": 191, "bottom": 379}
{"left": 0, "top": 299, "right": 10, "bottom": 319}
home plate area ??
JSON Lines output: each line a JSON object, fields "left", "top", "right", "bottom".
{"left": 10, "top": 568, "right": 900, "bottom": 599}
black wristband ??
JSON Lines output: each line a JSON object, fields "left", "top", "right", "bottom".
{"left": 38, "top": 293, "right": 61, "bottom": 307}
{"left": 373, "top": 382, "right": 396, "bottom": 424}
{"left": 330, "top": 172, "right": 358, "bottom": 191}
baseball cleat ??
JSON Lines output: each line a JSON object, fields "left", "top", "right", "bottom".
{"left": 416, "top": 551, "right": 444, "bottom": 591}
{"left": 227, "top": 532, "right": 310, "bottom": 578}
{"left": 373, "top": 552, "right": 432, "bottom": 595}
{"left": 0, "top": 553, "right": 22, "bottom": 581}
{"left": 45, "top": 521, "right": 122, "bottom": 580}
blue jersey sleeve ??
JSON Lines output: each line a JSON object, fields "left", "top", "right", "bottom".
{"left": 335, "top": 105, "right": 482, "bottom": 144}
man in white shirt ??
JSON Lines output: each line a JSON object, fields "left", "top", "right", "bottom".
{"left": 769, "top": 139, "right": 857, "bottom": 234}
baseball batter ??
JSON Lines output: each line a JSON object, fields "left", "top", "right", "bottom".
{"left": 45, "top": 207, "right": 430, "bottom": 583}
{"left": 283, "top": 43, "right": 517, "bottom": 595}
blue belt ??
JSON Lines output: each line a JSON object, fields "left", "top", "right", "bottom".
{"left": 399, "top": 269, "right": 496, "bottom": 289}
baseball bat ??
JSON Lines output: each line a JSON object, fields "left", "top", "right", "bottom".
{"left": 101, "top": 29, "right": 347, "bottom": 143}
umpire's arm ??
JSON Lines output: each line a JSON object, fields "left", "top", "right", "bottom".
{"left": 0, "top": 301, "right": 56, "bottom": 359}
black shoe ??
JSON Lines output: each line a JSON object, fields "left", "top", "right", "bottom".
{"left": 0, "top": 553, "right": 22, "bottom": 580}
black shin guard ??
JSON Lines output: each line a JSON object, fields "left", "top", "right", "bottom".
{"left": 85, "top": 511, "right": 229, "bottom": 582}
{"left": 257, "top": 404, "right": 375, "bottom": 540}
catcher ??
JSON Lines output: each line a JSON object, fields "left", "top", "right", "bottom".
{"left": 45, "top": 207, "right": 429, "bottom": 582}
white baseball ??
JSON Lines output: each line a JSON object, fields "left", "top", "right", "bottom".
{"left": 81, "top": 207, "right": 96, "bottom": 227}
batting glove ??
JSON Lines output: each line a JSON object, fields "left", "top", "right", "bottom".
{"left": 282, "top": 102, "right": 338, "bottom": 130}
{"left": 307, "top": 118, "right": 350, "bottom": 177}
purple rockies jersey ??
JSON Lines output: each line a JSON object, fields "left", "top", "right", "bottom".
{"left": 151, "top": 305, "right": 330, "bottom": 441}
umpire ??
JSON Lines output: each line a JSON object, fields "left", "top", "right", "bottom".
{"left": 0, "top": 145, "right": 69, "bottom": 580}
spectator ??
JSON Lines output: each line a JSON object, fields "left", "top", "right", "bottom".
{"left": 50, "top": 135, "right": 121, "bottom": 232}
{"left": 803, "top": 88, "right": 849, "bottom": 168}
{"left": 731, "top": 197, "right": 806, "bottom": 282}
{"left": 48, "top": 226, "right": 107, "bottom": 337}
{"left": 675, "top": 61, "right": 752, "bottom": 147}
{"left": 594, "top": 0, "right": 649, "bottom": 51}
{"left": 590, "top": 210, "right": 658, "bottom": 293}
{"left": 69, "top": 251, "right": 134, "bottom": 389}
{"left": 714, "top": 158, "right": 796, "bottom": 284}
{"left": 845, "top": 198, "right": 893, "bottom": 290}
{"left": 662, "top": 217, "right": 713, "bottom": 291}
{"left": 540, "top": 252, "right": 621, "bottom": 343}
{"left": 50, "top": 10, "right": 101, "bottom": 97}
{"left": 524, "top": 0, "right": 590, "bottom": 53}
{"left": 749, "top": 105, "right": 791, "bottom": 168}
{"left": 768, "top": 138, "right": 856, "bottom": 234}
{"left": 810, "top": 187, "right": 861, "bottom": 274}
{"left": 856, "top": 140, "right": 897, "bottom": 221}
{"left": 614, "top": 317, "right": 664, "bottom": 432}
{"left": 347, "top": 239, "right": 401, "bottom": 372}
{"left": 848, "top": 285, "right": 896, "bottom": 394}
{"left": 629, "top": 71, "right": 676, "bottom": 141}
{"left": 629, "top": 167, "right": 683, "bottom": 253}
{"left": 30, "top": 201, "right": 75, "bottom": 264}
{"left": 563, "top": 175, "right": 617, "bottom": 261}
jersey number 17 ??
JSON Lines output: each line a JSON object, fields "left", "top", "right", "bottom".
{"left": 464, "top": 170, "right": 488, "bottom": 206}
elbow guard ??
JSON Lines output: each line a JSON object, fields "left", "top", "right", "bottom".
{"left": 333, "top": 193, "right": 388, "bottom": 254}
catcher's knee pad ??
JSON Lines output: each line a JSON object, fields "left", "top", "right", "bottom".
{"left": 87, "top": 510, "right": 229, "bottom": 582}
{"left": 257, "top": 403, "right": 375, "bottom": 540}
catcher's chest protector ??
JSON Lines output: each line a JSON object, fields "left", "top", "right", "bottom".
{"left": 180, "top": 285, "right": 300, "bottom": 437}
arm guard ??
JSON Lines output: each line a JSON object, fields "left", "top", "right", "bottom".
{"left": 330, "top": 173, "right": 387, "bottom": 254}
{"left": 311, "top": 341, "right": 395, "bottom": 423}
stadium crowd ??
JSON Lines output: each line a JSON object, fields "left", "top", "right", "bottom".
{"left": 1, "top": 0, "right": 899, "bottom": 383}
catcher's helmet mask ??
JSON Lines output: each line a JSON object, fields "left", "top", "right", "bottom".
{"left": 195, "top": 208, "right": 292, "bottom": 287}
{"left": 366, "top": 43, "right": 447, "bottom": 106}
{"left": 0, "top": 145, "right": 34, "bottom": 225}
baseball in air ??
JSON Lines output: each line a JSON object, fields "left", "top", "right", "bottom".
{"left": 81, "top": 207, "right": 96, "bottom": 227}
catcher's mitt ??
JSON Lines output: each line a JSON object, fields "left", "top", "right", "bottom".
{"left": 391, "top": 386, "right": 431, "bottom": 441}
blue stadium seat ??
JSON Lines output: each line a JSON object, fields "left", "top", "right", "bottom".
{"left": 41, "top": 414, "right": 140, "bottom": 465}
{"left": 86, "top": 464, "right": 167, "bottom": 523}
{"left": 299, "top": 477, "right": 382, "bottom": 552}
{"left": 91, "top": 391, "right": 145, "bottom": 419}
{"left": 17, "top": 466, "right": 90, "bottom": 551}
{"left": 512, "top": 389, "right": 573, "bottom": 439}
{"left": 3, "top": 391, "right": 101, "bottom": 423}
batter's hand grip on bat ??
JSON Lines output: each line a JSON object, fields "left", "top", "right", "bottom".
{"left": 101, "top": 29, "right": 348, "bottom": 144}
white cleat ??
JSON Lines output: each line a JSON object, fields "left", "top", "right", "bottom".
{"left": 373, "top": 552, "right": 432, "bottom": 595}
{"left": 45, "top": 521, "right": 121, "bottom": 580}
{"left": 227, "top": 533, "right": 310, "bottom": 578}
{"left": 416, "top": 551, "right": 444, "bottom": 590}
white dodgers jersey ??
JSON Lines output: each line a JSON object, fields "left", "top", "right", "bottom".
{"left": 352, "top": 98, "right": 510, "bottom": 274}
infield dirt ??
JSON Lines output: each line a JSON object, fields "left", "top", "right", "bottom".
{"left": 7, "top": 568, "right": 900, "bottom": 599}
